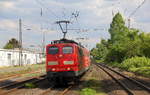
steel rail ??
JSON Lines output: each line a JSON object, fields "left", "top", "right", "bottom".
{"left": 38, "top": 85, "right": 55, "bottom": 95}
{"left": 0, "top": 75, "right": 46, "bottom": 95}
{"left": 38, "top": 85, "right": 73, "bottom": 95}
{"left": 60, "top": 85, "right": 73, "bottom": 95}
{"left": 95, "top": 63, "right": 150, "bottom": 95}
{"left": 95, "top": 63, "right": 134, "bottom": 95}
{"left": 100, "top": 63, "right": 150, "bottom": 93}
{"left": 39, "top": 68, "right": 90, "bottom": 95}
{"left": 0, "top": 75, "right": 45, "bottom": 89}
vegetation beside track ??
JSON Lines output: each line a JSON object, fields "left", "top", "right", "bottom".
{"left": 0, "top": 63, "right": 45, "bottom": 79}
{"left": 80, "top": 78, "right": 107, "bottom": 95}
{"left": 79, "top": 67, "right": 107, "bottom": 95}
{"left": 24, "top": 83, "right": 37, "bottom": 88}
{"left": 90, "top": 12, "right": 150, "bottom": 78}
{"left": 109, "top": 57, "right": 150, "bottom": 77}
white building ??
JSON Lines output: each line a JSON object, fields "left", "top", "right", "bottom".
{"left": 0, "top": 49, "right": 43, "bottom": 67}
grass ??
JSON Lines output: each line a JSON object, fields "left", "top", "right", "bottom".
{"left": 80, "top": 77, "right": 107, "bottom": 95}
{"left": 80, "top": 88, "right": 96, "bottom": 95}
{"left": 23, "top": 69, "right": 45, "bottom": 77}
{"left": 24, "top": 83, "right": 37, "bottom": 88}
{"left": 0, "top": 63, "right": 45, "bottom": 78}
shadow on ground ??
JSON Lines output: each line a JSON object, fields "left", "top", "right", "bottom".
{"left": 1, "top": 76, "right": 149, "bottom": 94}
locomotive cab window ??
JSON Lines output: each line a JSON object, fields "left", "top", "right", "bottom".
{"left": 63, "top": 46, "right": 73, "bottom": 54}
{"left": 48, "top": 46, "right": 59, "bottom": 54}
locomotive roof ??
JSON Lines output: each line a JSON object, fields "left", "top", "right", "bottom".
{"left": 51, "top": 39, "right": 84, "bottom": 48}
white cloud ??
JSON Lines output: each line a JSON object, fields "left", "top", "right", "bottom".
{"left": 0, "top": 0, "right": 150, "bottom": 49}
{"left": 0, "top": 1, "right": 15, "bottom": 9}
{"left": 46, "top": 30, "right": 57, "bottom": 34}
{"left": 0, "top": 19, "right": 17, "bottom": 31}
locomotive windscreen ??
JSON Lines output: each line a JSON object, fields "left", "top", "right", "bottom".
{"left": 48, "top": 46, "right": 58, "bottom": 54}
{"left": 63, "top": 46, "right": 73, "bottom": 54}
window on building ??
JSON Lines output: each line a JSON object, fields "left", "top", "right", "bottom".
{"left": 7, "top": 53, "right": 11, "bottom": 60}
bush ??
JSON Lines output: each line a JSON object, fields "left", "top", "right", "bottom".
{"left": 129, "top": 67, "right": 150, "bottom": 77}
{"left": 120, "top": 57, "right": 150, "bottom": 70}
{"left": 120, "top": 57, "right": 150, "bottom": 77}
{"left": 107, "top": 62, "right": 120, "bottom": 67}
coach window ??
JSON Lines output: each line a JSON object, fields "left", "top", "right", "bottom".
{"left": 63, "top": 46, "right": 73, "bottom": 54}
{"left": 48, "top": 46, "right": 59, "bottom": 54}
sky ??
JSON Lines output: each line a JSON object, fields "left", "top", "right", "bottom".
{"left": 0, "top": 0, "right": 150, "bottom": 50}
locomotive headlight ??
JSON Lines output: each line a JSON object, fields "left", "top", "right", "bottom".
{"left": 48, "top": 61, "right": 58, "bottom": 65}
{"left": 52, "top": 68, "right": 56, "bottom": 71}
{"left": 67, "top": 67, "right": 71, "bottom": 70}
{"left": 64, "top": 61, "right": 74, "bottom": 65}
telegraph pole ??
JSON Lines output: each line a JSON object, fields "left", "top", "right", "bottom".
{"left": 42, "top": 30, "right": 45, "bottom": 56}
{"left": 40, "top": 8, "right": 45, "bottom": 56}
{"left": 19, "top": 19, "right": 22, "bottom": 66}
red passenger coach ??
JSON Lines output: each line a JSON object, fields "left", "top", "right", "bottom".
{"left": 46, "top": 39, "right": 91, "bottom": 84}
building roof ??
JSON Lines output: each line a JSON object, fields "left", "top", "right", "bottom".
{"left": 0, "top": 48, "right": 41, "bottom": 54}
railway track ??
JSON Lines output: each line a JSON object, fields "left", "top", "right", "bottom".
{"left": 60, "top": 85, "right": 73, "bottom": 95}
{"left": 0, "top": 70, "right": 43, "bottom": 82}
{"left": 95, "top": 63, "right": 150, "bottom": 95}
{"left": 0, "top": 71, "right": 89, "bottom": 95}
{"left": 38, "top": 69, "right": 91, "bottom": 95}
{"left": 38, "top": 84, "right": 73, "bottom": 95}
{"left": 0, "top": 74, "right": 46, "bottom": 95}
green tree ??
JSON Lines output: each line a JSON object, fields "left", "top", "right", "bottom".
{"left": 90, "top": 39, "right": 108, "bottom": 62}
{"left": 127, "top": 28, "right": 139, "bottom": 40}
{"left": 139, "top": 33, "right": 150, "bottom": 57}
{"left": 4, "top": 38, "right": 20, "bottom": 49}
{"left": 109, "top": 13, "right": 129, "bottom": 44}
{"left": 105, "top": 13, "right": 129, "bottom": 62}
{"left": 91, "top": 12, "right": 150, "bottom": 63}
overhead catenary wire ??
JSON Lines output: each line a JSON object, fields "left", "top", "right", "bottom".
{"left": 128, "top": 0, "right": 146, "bottom": 28}
{"left": 129, "top": 0, "right": 146, "bottom": 18}
{"left": 35, "top": 0, "right": 96, "bottom": 48}
{"left": 35, "top": 0, "right": 59, "bottom": 32}
{"left": 35, "top": 0, "right": 60, "bottom": 20}
{"left": 61, "top": 7, "right": 68, "bottom": 20}
{"left": 35, "top": 0, "right": 81, "bottom": 32}
{"left": 35, "top": 0, "right": 77, "bottom": 35}
{"left": 35, "top": 0, "right": 61, "bottom": 50}
{"left": 73, "top": 11, "right": 81, "bottom": 33}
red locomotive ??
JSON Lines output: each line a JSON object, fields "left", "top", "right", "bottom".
{"left": 46, "top": 39, "right": 91, "bottom": 84}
